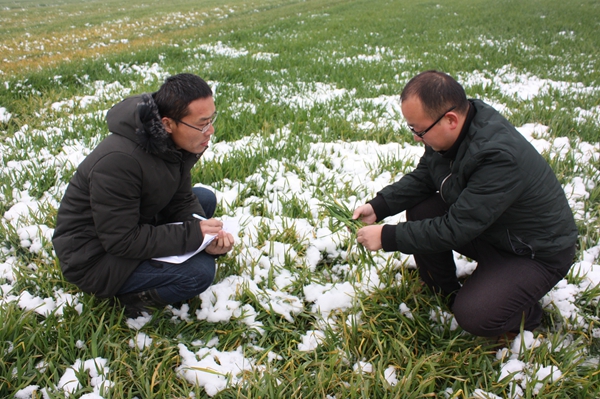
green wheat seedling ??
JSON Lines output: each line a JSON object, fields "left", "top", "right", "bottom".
{"left": 321, "top": 198, "right": 377, "bottom": 269}
{"left": 321, "top": 198, "right": 362, "bottom": 234}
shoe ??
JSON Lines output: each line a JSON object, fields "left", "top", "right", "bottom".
{"left": 116, "top": 289, "right": 168, "bottom": 318}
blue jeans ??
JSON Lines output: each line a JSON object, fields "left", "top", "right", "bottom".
{"left": 116, "top": 187, "right": 218, "bottom": 304}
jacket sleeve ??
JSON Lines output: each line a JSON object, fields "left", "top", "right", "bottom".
{"left": 89, "top": 152, "right": 204, "bottom": 259}
{"left": 371, "top": 151, "right": 437, "bottom": 220}
{"left": 390, "top": 149, "right": 525, "bottom": 254}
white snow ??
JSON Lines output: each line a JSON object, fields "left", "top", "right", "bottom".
{"left": 2, "top": 43, "right": 599, "bottom": 398}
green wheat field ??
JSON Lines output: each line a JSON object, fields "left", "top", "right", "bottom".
{"left": 1, "top": 0, "right": 600, "bottom": 398}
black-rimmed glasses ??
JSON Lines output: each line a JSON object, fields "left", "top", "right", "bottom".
{"left": 408, "top": 106, "right": 456, "bottom": 138}
{"left": 174, "top": 112, "right": 218, "bottom": 134}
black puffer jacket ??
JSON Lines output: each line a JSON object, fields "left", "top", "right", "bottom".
{"left": 52, "top": 94, "right": 207, "bottom": 297}
{"left": 371, "top": 100, "right": 578, "bottom": 259}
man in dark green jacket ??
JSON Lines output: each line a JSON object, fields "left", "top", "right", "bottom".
{"left": 52, "top": 73, "right": 234, "bottom": 317}
{"left": 353, "top": 70, "right": 577, "bottom": 338}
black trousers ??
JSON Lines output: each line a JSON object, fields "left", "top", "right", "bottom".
{"left": 406, "top": 194, "right": 575, "bottom": 337}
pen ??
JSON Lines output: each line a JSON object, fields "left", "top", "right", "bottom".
{"left": 192, "top": 213, "right": 207, "bottom": 221}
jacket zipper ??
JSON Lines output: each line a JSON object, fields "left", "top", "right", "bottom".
{"left": 439, "top": 161, "right": 453, "bottom": 202}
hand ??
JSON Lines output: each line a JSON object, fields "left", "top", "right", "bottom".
{"left": 199, "top": 218, "right": 223, "bottom": 235}
{"left": 205, "top": 230, "right": 235, "bottom": 255}
{"left": 356, "top": 225, "right": 383, "bottom": 251}
{"left": 352, "top": 204, "right": 377, "bottom": 225}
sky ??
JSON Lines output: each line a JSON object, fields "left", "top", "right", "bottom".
{"left": 2, "top": 42, "right": 600, "bottom": 398}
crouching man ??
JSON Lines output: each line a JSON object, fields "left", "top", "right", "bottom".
{"left": 53, "top": 73, "right": 234, "bottom": 317}
{"left": 353, "top": 70, "right": 577, "bottom": 339}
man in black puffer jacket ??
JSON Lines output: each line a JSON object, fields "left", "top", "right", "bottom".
{"left": 353, "top": 70, "right": 577, "bottom": 339}
{"left": 53, "top": 73, "right": 234, "bottom": 317}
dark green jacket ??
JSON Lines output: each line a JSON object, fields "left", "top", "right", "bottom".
{"left": 52, "top": 94, "right": 207, "bottom": 297}
{"left": 371, "top": 100, "right": 577, "bottom": 259}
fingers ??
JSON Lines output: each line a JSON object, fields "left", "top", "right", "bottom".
{"left": 356, "top": 227, "right": 366, "bottom": 245}
{"left": 353, "top": 204, "right": 377, "bottom": 225}
{"left": 214, "top": 231, "right": 233, "bottom": 248}
{"left": 202, "top": 218, "right": 223, "bottom": 228}
{"left": 205, "top": 231, "right": 234, "bottom": 255}
{"left": 200, "top": 218, "right": 224, "bottom": 235}
{"left": 222, "top": 232, "right": 234, "bottom": 249}
{"left": 355, "top": 225, "right": 383, "bottom": 251}
{"left": 352, "top": 204, "right": 369, "bottom": 220}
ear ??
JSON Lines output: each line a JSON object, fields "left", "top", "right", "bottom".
{"left": 445, "top": 112, "right": 460, "bottom": 130}
{"left": 162, "top": 117, "right": 174, "bottom": 134}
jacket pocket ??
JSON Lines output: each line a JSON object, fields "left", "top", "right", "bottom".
{"left": 507, "top": 230, "right": 535, "bottom": 259}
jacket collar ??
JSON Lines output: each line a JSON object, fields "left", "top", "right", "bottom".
{"left": 440, "top": 100, "right": 476, "bottom": 160}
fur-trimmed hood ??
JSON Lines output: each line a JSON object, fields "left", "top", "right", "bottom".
{"left": 106, "top": 93, "right": 175, "bottom": 156}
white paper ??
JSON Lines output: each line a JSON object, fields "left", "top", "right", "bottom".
{"left": 151, "top": 234, "right": 216, "bottom": 264}
{"left": 151, "top": 219, "right": 239, "bottom": 264}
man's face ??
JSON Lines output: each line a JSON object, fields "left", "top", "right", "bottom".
{"left": 164, "top": 96, "right": 216, "bottom": 154}
{"left": 401, "top": 96, "right": 457, "bottom": 152}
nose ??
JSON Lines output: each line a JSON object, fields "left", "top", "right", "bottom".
{"left": 413, "top": 133, "right": 423, "bottom": 142}
{"left": 205, "top": 123, "right": 215, "bottom": 136}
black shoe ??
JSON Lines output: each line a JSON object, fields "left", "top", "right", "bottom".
{"left": 116, "top": 289, "right": 168, "bottom": 318}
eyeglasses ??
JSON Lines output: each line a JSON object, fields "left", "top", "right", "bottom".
{"left": 174, "top": 112, "right": 218, "bottom": 134}
{"left": 408, "top": 106, "right": 456, "bottom": 138}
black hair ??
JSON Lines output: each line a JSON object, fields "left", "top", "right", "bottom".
{"left": 401, "top": 70, "right": 469, "bottom": 118}
{"left": 153, "top": 73, "right": 213, "bottom": 121}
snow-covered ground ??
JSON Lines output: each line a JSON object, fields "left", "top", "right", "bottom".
{"left": 2, "top": 42, "right": 600, "bottom": 398}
